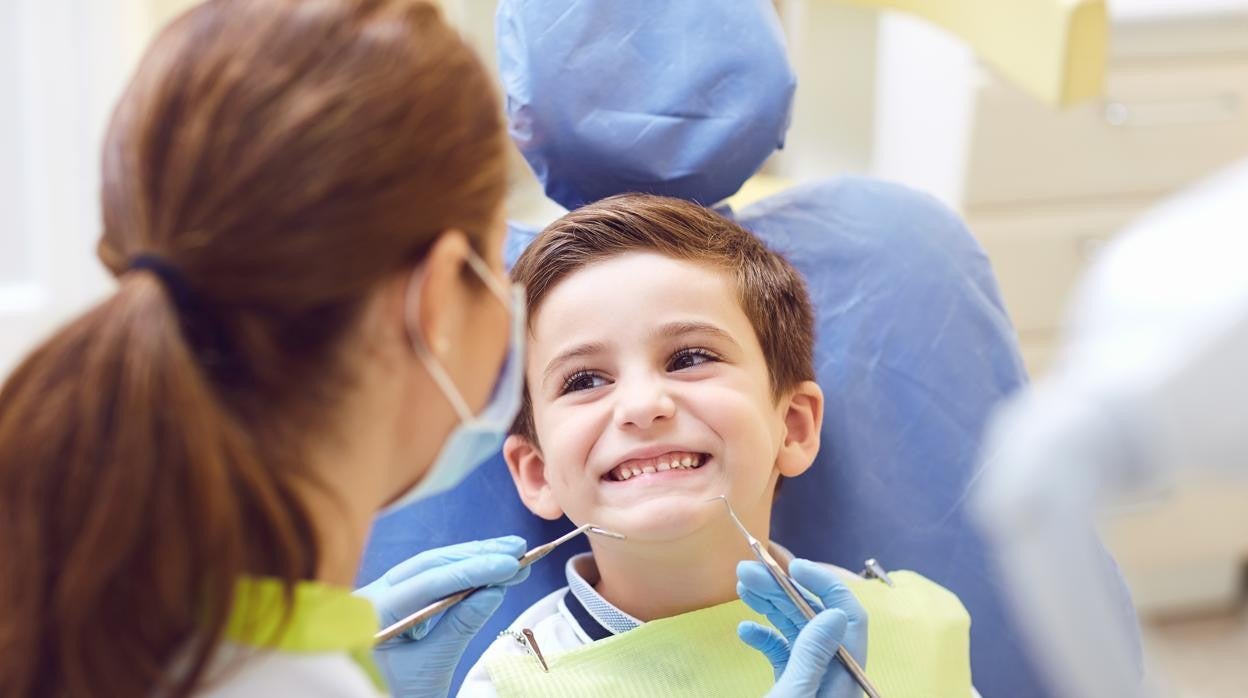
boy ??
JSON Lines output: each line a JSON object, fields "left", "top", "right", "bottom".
{"left": 461, "top": 194, "right": 973, "bottom": 696}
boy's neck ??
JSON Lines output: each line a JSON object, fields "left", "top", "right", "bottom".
{"left": 589, "top": 516, "right": 768, "bottom": 622}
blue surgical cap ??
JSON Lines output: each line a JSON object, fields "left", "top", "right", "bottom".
{"left": 496, "top": 0, "right": 796, "bottom": 209}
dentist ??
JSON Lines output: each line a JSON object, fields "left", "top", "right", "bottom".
{"left": 0, "top": 1, "right": 524, "bottom": 696}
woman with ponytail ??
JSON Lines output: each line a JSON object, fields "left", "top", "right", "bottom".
{"left": 0, "top": 1, "right": 527, "bottom": 695}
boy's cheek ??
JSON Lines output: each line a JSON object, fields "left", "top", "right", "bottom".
{"left": 546, "top": 413, "right": 602, "bottom": 470}
{"left": 548, "top": 464, "right": 579, "bottom": 491}
{"left": 547, "top": 458, "right": 598, "bottom": 505}
{"left": 545, "top": 482, "right": 599, "bottom": 528}
{"left": 636, "top": 405, "right": 772, "bottom": 456}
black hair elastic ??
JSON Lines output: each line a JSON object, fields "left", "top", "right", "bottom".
{"left": 128, "top": 254, "right": 199, "bottom": 317}
{"left": 127, "top": 253, "right": 234, "bottom": 367}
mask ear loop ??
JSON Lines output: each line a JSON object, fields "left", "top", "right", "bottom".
{"left": 463, "top": 247, "right": 512, "bottom": 303}
{"left": 404, "top": 248, "right": 514, "bottom": 423}
{"left": 405, "top": 263, "right": 476, "bottom": 423}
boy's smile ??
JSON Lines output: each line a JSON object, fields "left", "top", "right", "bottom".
{"left": 505, "top": 252, "right": 805, "bottom": 543}
{"left": 603, "top": 449, "right": 708, "bottom": 482}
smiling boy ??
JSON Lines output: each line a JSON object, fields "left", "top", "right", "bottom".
{"left": 460, "top": 194, "right": 973, "bottom": 697}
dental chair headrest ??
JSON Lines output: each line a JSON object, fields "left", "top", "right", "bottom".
{"left": 496, "top": 0, "right": 795, "bottom": 209}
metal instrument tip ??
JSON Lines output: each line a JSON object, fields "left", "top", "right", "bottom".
{"left": 708, "top": 494, "right": 753, "bottom": 540}
{"left": 585, "top": 525, "right": 626, "bottom": 540}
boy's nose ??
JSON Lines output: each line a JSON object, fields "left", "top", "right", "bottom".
{"left": 614, "top": 380, "right": 676, "bottom": 430}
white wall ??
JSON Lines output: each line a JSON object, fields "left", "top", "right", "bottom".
{"left": 765, "top": 1, "right": 880, "bottom": 180}
{"left": 0, "top": 1, "right": 164, "bottom": 379}
{"left": 0, "top": 1, "right": 32, "bottom": 289}
{"left": 0, "top": 1, "right": 151, "bottom": 377}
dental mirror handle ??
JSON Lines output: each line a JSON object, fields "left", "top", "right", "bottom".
{"left": 373, "top": 524, "right": 624, "bottom": 645}
{"left": 765, "top": 556, "right": 881, "bottom": 698}
{"left": 374, "top": 545, "right": 555, "bottom": 644}
{"left": 755, "top": 542, "right": 821, "bottom": 620}
{"left": 745, "top": 514, "right": 883, "bottom": 697}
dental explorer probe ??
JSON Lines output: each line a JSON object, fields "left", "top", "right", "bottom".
{"left": 374, "top": 523, "right": 626, "bottom": 644}
{"left": 712, "top": 496, "right": 883, "bottom": 698}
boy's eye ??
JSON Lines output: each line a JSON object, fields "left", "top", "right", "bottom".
{"left": 667, "top": 347, "right": 719, "bottom": 372}
{"left": 561, "top": 370, "right": 609, "bottom": 395}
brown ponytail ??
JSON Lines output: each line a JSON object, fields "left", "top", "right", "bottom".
{"left": 0, "top": 275, "right": 308, "bottom": 696}
{"left": 0, "top": 0, "right": 507, "bottom": 695}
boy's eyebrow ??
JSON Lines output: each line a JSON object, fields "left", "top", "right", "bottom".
{"left": 651, "top": 321, "right": 740, "bottom": 348}
{"left": 542, "top": 341, "right": 609, "bottom": 386}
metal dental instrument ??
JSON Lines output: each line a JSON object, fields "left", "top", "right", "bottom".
{"left": 712, "top": 495, "right": 883, "bottom": 698}
{"left": 521, "top": 629, "right": 550, "bottom": 672}
{"left": 861, "top": 558, "right": 895, "bottom": 587}
{"left": 374, "top": 523, "right": 626, "bottom": 644}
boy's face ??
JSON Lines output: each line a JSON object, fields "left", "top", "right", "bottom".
{"left": 504, "top": 252, "right": 820, "bottom": 542}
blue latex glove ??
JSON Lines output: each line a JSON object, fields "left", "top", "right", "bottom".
{"left": 737, "top": 558, "right": 869, "bottom": 698}
{"left": 355, "top": 536, "right": 530, "bottom": 697}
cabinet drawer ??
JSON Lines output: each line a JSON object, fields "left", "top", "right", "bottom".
{"left": 968, "top": 201, "right": 1144, "bottom": 334}
{"left": 964, "top": 57, "right": 1248, "bottom": 207}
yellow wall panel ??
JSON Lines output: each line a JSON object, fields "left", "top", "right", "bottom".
{"left": 838, "top": 0, "right": 1108, "bottom": 106}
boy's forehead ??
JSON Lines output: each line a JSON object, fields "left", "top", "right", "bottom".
{"left": 528, "top": 252, "right": 755, "bottom": 348}
{"left": 533, "top": 252, "right": 730, "bottom": 319}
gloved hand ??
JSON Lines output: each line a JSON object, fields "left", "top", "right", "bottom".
{"left": 736, "top": 558, "right": 869, "bottom": 698}
{"left": 355, "top": 536, "right": 530, "bottom": 698}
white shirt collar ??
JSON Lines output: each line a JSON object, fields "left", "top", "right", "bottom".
{"left": 561, "top": 542, "right": 802, "bottom": 637}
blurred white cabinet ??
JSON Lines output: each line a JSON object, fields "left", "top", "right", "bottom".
{"left": 870, "top": 6, "right": 1248, "bottom": 377}
{"left": 868, "top": 4, "right": 1248, "bottom": 616}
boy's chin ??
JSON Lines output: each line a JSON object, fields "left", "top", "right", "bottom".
{"left": 594, "top": 498, "right": 719, "bottom": 543}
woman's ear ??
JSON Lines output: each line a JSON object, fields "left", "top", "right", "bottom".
{"left": 407, "top": 230, "right": 473, "bottom": 361}
{"left": 776, "top": 380, "right": 824, "bottom": 478}
{"left": 503, "top": 434, "right": 564, "bottom": 520}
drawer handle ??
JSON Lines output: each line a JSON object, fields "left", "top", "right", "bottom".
{"left": 1102, "top": 93, "right": 1241, "bottom": 128}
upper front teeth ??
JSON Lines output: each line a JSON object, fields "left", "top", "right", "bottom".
{"left": 610, "top": 452, "right": 704, "bottom": 481}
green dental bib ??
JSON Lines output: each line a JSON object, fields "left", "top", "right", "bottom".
{"left": 489, "top": 599, "right": 773, "bottom": 697}
{"left": 486, "top": 571, "right": 972, "bottom": 697}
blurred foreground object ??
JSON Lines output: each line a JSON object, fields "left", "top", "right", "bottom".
{"left": 974, "top": 158, "right": 1248, "bottom": 697}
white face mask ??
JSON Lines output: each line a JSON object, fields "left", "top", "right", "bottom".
{"left": 381, "top": 249, "right": 526, "bottom": 514}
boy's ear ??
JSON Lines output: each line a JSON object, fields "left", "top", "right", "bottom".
{"left": 776, "top": 380, "right": 824, "bottom": 478}
{"left": 502, "top": 434, "right": 564, "bottom": 520}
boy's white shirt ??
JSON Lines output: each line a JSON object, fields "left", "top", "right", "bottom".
{"left": 457, "top": 583, "right": 586, "bottom": 697}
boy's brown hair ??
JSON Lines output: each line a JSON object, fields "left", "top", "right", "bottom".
{"left": 509, "top": 193, "right": 816, "bottom": 443}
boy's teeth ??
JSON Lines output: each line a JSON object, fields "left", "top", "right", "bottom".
{"left": 608, "top": 452, "right": 706, "bottom": 481}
